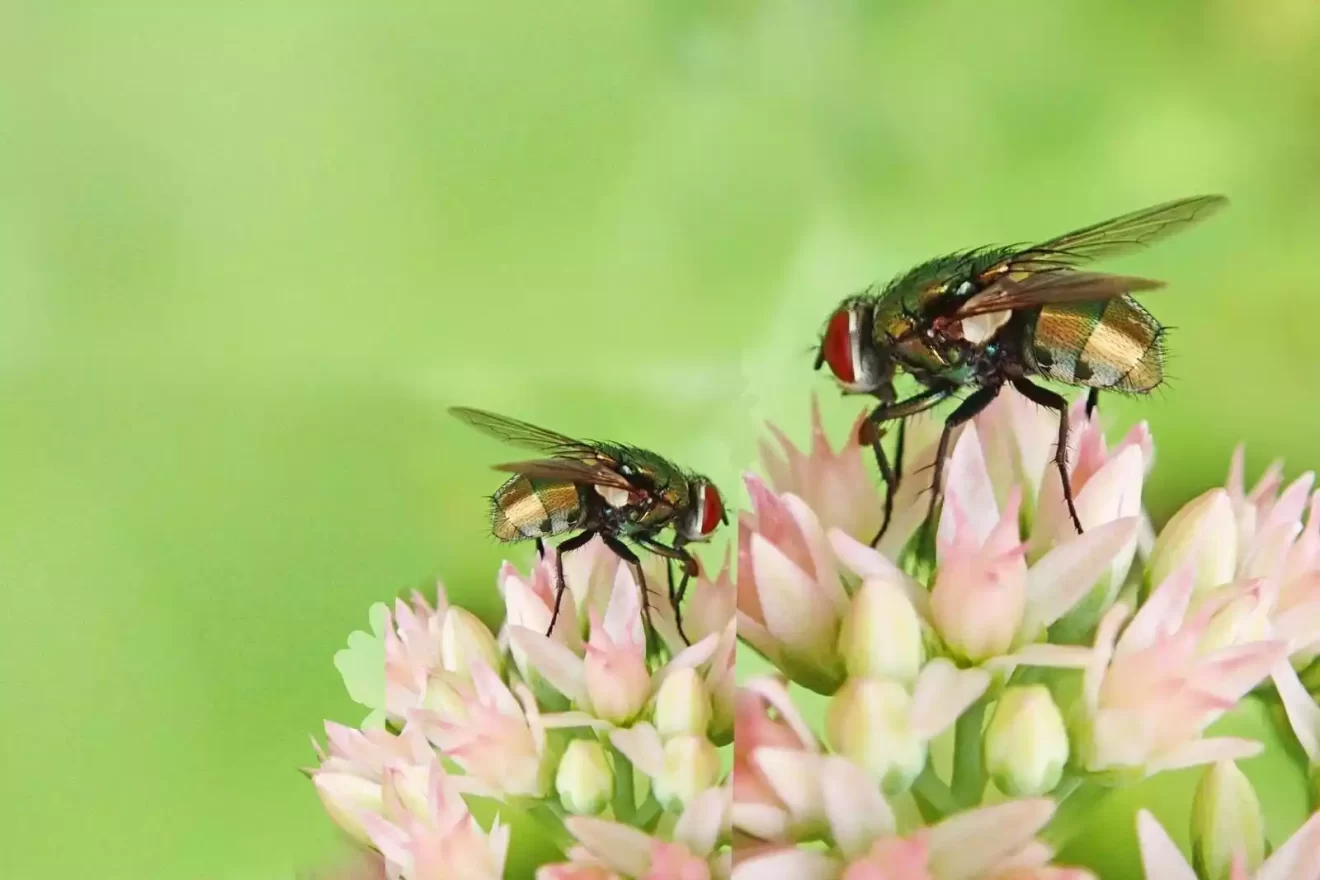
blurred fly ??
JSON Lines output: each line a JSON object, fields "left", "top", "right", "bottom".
{"left": 814, "top": 194, "right": 1228, "bottom": 545}
{"left": 449, "top": 407, "right": 727, "bottom": 648}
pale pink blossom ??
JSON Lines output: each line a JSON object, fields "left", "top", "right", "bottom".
{"left": 543, "top": 786, "right": 731, "bottom": 880}
{"left": 737, "top": 473, "right": 850, "bottom": 693}
{"left": 759, "top": 399, "right": 884, "bottom": 543}
{"left": 1138, "top": 808, "right": 1320, "bottom": 880}
{"left": 732, "top": 756, "right": 1071, "bottom": 880}
{"left": 379, "top": 584, "right": 502, "bottom": 722}
{"left": 309, "top": 722, "right": 433, "bottom": 844}
{"left": 360, "top": 760, "right": 510, "bottom": 880}
{"left": 414, "top": 660, "right": 595, "bottom": 797}
{"left": 730, "top": 678, "right": 820, "bottom": 842}
{"left": 508, "top": 565, "right": 724, "bottom": 732}
{"left": 832, "top": 427, "right": 1140, "bottom": 666}
{"left": 995, "top": 561, "right": 1288, "bottom": 776}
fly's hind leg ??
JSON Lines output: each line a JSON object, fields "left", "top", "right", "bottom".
{"left": 1013, "top": 376, "right": 1085, "bottom": 534}
{"left": 550, "top": 530, "right": 597, "bottom": 637}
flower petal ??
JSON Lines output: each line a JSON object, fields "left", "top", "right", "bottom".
{"left": 1272, "top": 661, "right": 1320, "bottom": 762}
{"left": 731, "top": 849, "right": 840, "bottom": 880}
{"left": 939, "top": 423, "right": 999, "bottom": 549}
{"left": 564, "top": 817, "right": 655, "bottom": 877}
{"left": 1025, "top": 517, "right": 1139, "bottom": 630}
{"left": 508, "top": 626, "right": 587, "bottom": 705}
{"left": 1257, "top": 809, "right": 1320, "bottom": 880}
{"left": 752, "top": 748, "right": 824, "bottom": 827}
{"left": 673, "top": 786, "right": 729, "bottom": 858}
{"left": 1135, "top": 810, "right": 1198, "bottom": 880}
{"left": 910, "top": 658, "right": 990, "bottom": 740}
{"left": 1145, "top": 737, "right": 1263, "bottom": 775}
{"left": 829, "top": 528, "right": 931, "bottom": 621}
{"left": 926, "top": 799, "right": 1055, "bottom": 880}
{"left": 750, "top": 533, "right": 840, "bottom": 667}
{"left": 610, "top": 723, "right": 665, "bottom": 778}
{"left": 819, "top": 755, "right": 896, "bottom": 859}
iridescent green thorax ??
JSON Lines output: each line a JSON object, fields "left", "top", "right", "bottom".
{"left": 599, "top": 443, "right": 695, "bottom": 534}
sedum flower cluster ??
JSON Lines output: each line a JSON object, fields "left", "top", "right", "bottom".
{"left": 311, "top": 538, "right": 733, "bottom": 879}
{"left": 734, "top": 391, "right": 1320, "bottom": 880}
{"left": 309, "top": 389, "right": 1320, "bottom": 878}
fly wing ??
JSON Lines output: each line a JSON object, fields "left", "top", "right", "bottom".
{"left": 491, "top": 458, "right": 637, "bottom": 492}
{"left": 952, "top": 271, "right": 1166, "bottom": 319}
{"left": 993, "top": 194, "right": 1228, "bottom": 273}
{"left": 449, "top": 406, "right": 614, "bottom": 462}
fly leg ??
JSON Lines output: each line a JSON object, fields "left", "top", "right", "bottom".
{"left": 535, "top": 538, "right": 546, "bottom": 559}
{"left": 1085, "top": 388, "right": 1100, "bottom": 420}
{"left": 864, "top": 385, "right": 954, "bottom": 547}
{"left": 550, "top": 529, "right": 597, "bottom": 637}
{"left": 921, "top": 384, "right": 1002, "bottom": 543}
{"left": 602, "top": 534, "right": 662, "bottom": 657}
{"left": 1013, "top": 376, "right": 1085, "bottom": 534}
{"left": 641, "top": 537, "right": 697, "bottom": 646}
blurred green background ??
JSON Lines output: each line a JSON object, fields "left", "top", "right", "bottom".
{"left": 2, "top": 1, "right": 1318, "bottom": 877}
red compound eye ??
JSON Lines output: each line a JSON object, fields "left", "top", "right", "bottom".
{"left": 822, "top": 309, "right": 856, "bottom": 383}
{"left": 699, "top": 484, "right": 724, "bottom": 536}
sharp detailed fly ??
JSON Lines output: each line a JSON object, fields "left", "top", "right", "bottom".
{"left": 449, "top": 407, "right": 727, "bottom": 648}
{"left": 814, "top": 194, "right": 1229, "bottom": 546}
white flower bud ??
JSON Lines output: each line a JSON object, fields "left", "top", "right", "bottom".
{"left": 983, "top": 685, "right": 1068, "bottom": 796}
{"left": 838, "top": 579, "right": 925, "bottom": 685}
{"left": 1149, "top": 489, "right": 1237, "bottom": 594}
{"left": 440, "top": 607, "right": 503, "bottom": 678}
{"left": 555, "top": 739, "right": 614, "bottom": 816}
{"left": 825, "top": 677, "right": 925, "bottom": 795}
{"left": 653, "top": 667, "right": 713, "bottom": 740}
{"left": 1192, "top": 760, "right": 1265, "bottom": 880}
{"left": 313, "top": 772, "right": 381, "bottom": 845}
{"left": 654, "top": 735, "right": 720, "bottom": 810}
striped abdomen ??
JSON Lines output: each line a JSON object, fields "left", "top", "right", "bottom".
{"left": 1020, "top": 296, "right": 1164, "bottom": 392}
{"left": 491, "top": 475, "right": 588, "bottom": 541}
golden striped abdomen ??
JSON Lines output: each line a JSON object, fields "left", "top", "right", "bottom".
{"left": 491, "top": 475, "right": 587, "bottom": 541}
{"left": 1021, "top": 296, "right": 1164, "bottom": 393}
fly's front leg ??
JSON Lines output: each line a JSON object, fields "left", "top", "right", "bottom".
{"left": 641, "top": 536, "right": 697, "bottom": 646}
{"left": 864, "top": 385, "right": 955, "bottom": 547}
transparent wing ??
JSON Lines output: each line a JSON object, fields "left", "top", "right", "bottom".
{"left": 1005, "top": 194, "right": 1228, "bottom": 270}
{"left": 449, "top": 407, "right": 600, "bottom": 457}
{"left": 492, "top": 458, "right": 637, "bottom": 492}
{"left": 953, "top": 271, "right": 1166, "bottom": 319}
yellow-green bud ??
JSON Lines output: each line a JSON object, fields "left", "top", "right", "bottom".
{"left": 654, "top": 735, "right": 720, "bottom": 810}
{"left": 653, "top": 667, "right": 713, "bottom": 740}
{"left": 838, "top": 580, "right": 925, "bottom": 685}
{"left": 825, "top": 677, "right": 925, "bottom": 795}
{"left": 555, "top": 740, "right": 614, "bottom": 816}
{"left": 983, "top": 685, "right": 1068, "bottom": 796}
{"left": 440, "top": 607, "right": 503, "bottom": 678}
{"left": 1192, "top": 760, "right": 1265, "bottom": 880}
{"left": 1149, "top": 488, "right": 1237, "bottom": 594}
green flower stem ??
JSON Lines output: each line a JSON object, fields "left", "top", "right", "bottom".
{"left": 1041, "top": 779, "right": 1111, "bottom": 850}
{"left": 912, "top": 765, "right": 959, "bottom": 822}
{"left": 611, "top": 745, "right": 636, "bottom": 822}
{"left": 633, "top": 796, "right": 664, "bottom": 832}
{"left": 952, "top": 697, "right": 988, "bottom": 807}
{"left": 516, "top": 800, "right": 575, "bottom": 853}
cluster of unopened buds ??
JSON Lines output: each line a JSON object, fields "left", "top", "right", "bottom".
{"left": 310, "top": 391, "right": 1320, "bottom": 879}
